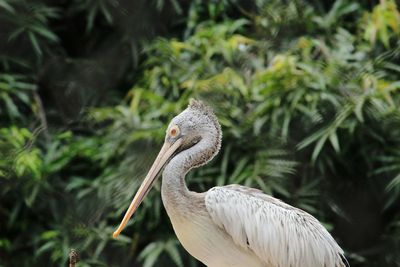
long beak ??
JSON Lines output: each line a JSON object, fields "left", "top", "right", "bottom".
{"left": 112, "top": 138, "right": 183, "bottom": 238}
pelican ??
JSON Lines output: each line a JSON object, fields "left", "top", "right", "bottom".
{"left": 113, "top": 99, "right": 349, "bottom": 267}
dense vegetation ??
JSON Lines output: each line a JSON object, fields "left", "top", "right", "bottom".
{"left": 1, "top": 0, "right": 400, "bottom": 266}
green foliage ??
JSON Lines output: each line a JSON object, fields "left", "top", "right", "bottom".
{"left": 138, "top": 238, "right": 185, "bottom": 267}
{"left": 0, "top": 74, "right": 36, "bottom": 121}
{"left": 313, "top": 0, "right": 360, "bottom": 30}
{"left": 1, "top": 0, "right": 59, "bottom": 58}
{"left": 1, "top": 0, "right": 400, "bottom": 267}
{"left": 0, "top": 127, "right": 41, "bottom": 179}
{"left": 71, "top": 0, "right": 117, "bottom": 32}
{"left": 362, "top": 0, "right": 400, "bottom": 48}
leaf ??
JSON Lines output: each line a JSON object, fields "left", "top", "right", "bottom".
{"left": 269, "top": 179, "right": 290, "bottom": 197}
{"left": 139, "top": 242, "right": 164, "bottom": 267}
{"left": 297, "top": 127, "right": 326, "bottom": 150}
{"left": 170, "top": 0, "right": 183, "bottom": 15}
{"left": 94, "top": 240, "right": 107, "bottom": 258}
{"left": 28, "top": 32, "right": 42, "bottom": 56}
{"left": 0, "top": 0, "right": 14, "bottom": 13}
{"left": 25, "top": 183, "right": 40, "bottom": 207}
{"left": 99, "top": 2, "right": 113, "bottom": 24}
{"left": 36, "top": 241, "right": 55, "bottom": 256}
{"left": 229, "top": 157, "right": 249, "bottom": 183}
{"left": 312, "top": 134, "right": 328, "bottom": 162}
{"left": 30, "top": 24, "right": 59, "bottom": 42}
{"left": 86, "top": 5, "right": 98, "bottom": 33}
{"left": 281, "top": 111, "right": 291, "bottom": 140}
{"left": 2, "top": 93, "right": 19, "bottom": 117}
{"left": 8, "top": 28, "right": 25, "bottom": 42}
{"left": 329, "top": 131, "right": 340, "bottom": 153}
{"left": 165, "top": 240, "right": 183, "bottom": 267}
{"left": 41, "top": 230, "right": 59, "bottom": 240}
{"left": 386, "top": 173, "right": 400, "bottom": 192}
{"left": 354, "top": 96, "right": 365, "bottom": 122}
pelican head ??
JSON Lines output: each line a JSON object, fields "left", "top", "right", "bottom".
{"left": 113, "top": 99, "right": 221, "bottom": 238}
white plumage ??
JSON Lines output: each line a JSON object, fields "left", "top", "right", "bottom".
{"left": 205, "top": 185, "right": 347, "bottom": 267}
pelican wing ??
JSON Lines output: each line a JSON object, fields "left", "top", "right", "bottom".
{"left": 205, "top": 185, "right": 348, "bottom": 267}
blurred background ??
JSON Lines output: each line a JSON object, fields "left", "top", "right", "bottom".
{"left": 0, "top": 0, "right": 400, "bottom": 266}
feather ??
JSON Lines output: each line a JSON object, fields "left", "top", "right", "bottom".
{"left": 205, "top": 185, "right": 348, "bottom": 267}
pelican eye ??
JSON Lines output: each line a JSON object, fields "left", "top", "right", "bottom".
{"left": 169, "top": 125, "right": 180, "bottom": 137}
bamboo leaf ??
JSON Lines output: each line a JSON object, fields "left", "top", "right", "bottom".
{"left": 312, "top": 134, "right": 328, "bottom": 162}
{"left": 386, "top": 173, "right": 400, "bottom": 192}
{"left": 329, "top": 131, "right": 340, "bottom": 153}
{"left": 0, "top": 0, "right": 14, "bottom": 13}
{"left": 28, "top": 32, "right": 42, "bottom": 56}
{"left": 165, "top": 240, "right": 183, "bottom": 267}
{"left": 30, "top": 24, "right": 59, "bottom": 42}
{"left": 8, "top": 28, "right": 25, "bottom": 42}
